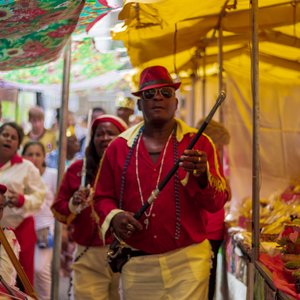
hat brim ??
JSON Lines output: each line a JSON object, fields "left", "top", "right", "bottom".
{"left": 132, "top": 82, "right": 181, "bottom": 97}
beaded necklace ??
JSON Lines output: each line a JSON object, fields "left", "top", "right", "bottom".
{"left": 119, "top": 125, "right": 181, "bottom": 239}
{"left": 118, "top": 127, "right": 143, "bottom": 210}
{"left": 135, "top": 131, "right": 173, "bottom": 229}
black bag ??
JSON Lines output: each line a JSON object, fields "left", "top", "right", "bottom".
{"left": 107, "top": 246, "right": 133, "bottom": 273}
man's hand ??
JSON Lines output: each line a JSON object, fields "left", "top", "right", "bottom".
{"left": 179, "top": 149, "right": 207, "bottom": 176}
{"left": 111, "top": 211, "right": 143, "bottom": 240}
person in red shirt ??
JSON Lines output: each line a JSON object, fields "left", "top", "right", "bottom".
{"left": 93, "top": 66, "right": 230, "bottom": 300}
{"left": 51, "top": 115, "right": 127, "bottom": 300}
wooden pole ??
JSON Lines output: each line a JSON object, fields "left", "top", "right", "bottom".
{"left": 250, "top": 0, "right": 260, "bottom": 299}
{"left": 201, "top": 48, "right": 206, "bottom": 118}
{"left": 251, "top": 0, "right": 260, "bottom": 264}
{"left": 217, "top": 22, "right": 225, "bottom": 163}
{"left": 190, "top": 73, "right": 196, "bottom": 126}
{"left": 51, "top": 38, "right": 72, "bottom": 300}
{"left": 0, "top": 227, "right": 38, "bottom": 299}
{"left": 218, "top": 22, "right": 224, "bottom": 124}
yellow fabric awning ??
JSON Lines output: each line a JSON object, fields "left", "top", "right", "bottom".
{"left": 111, "top": 0, "right": 300, "bottom": 86}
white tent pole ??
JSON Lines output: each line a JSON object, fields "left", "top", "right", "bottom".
{"left": 51, "top": 38, "right": 72, "bottom": 300}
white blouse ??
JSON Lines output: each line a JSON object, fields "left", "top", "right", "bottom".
{"left": 0, "top": 158, "right": 45, "bottom": 228}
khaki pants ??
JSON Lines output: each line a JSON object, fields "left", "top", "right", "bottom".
{"left": 72, "top": 245, "right": 120, "bottom": 300}
{"left": 121, "top": 240, "right": 212, "bottom": 300}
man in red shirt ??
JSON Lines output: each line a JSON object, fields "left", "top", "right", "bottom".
{"left": 93, "top": 66, "right": 230, "bottom": 299}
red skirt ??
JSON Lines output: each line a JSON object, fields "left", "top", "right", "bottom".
{"left": 14, "top": 216, "right": 37, "bottom": 285}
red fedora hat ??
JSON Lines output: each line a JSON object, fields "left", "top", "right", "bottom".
{"left": 132, "top": 66, "right": 181, "bottom": 96}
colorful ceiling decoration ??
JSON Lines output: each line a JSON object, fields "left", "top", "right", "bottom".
{"left": 75, "top": 0, "right": 114, "bottom": 34}
{"left": 0, "top": 0, "right": 84, "bottom": 39}
{"left": 0, "top": 38, "right": 123, "bottom": 84}
{"left": 0, "top": 0, "right": 116, "bottom": 71}
{"left": 0, "top": 0, "right": 85, "bottom": 70}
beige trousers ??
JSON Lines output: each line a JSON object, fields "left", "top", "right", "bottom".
{"left": 120, "top": 240, "right": 212, "bottom": 300}
{"left": 72, "top": 245, "right": 120, "bottom": 300}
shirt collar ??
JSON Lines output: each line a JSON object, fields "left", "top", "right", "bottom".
{"left": 10, "top": 154, "right": 23, "bottom": 165}
{"left": 0, "top": 154, "right": 23, "bottom": 169}
{"left": 119, "top": 118, "right": 197, "bottom": 147}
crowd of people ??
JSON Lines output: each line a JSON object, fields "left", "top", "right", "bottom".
{"left": 0, "top": 65, "right": 230, "bottom": 300}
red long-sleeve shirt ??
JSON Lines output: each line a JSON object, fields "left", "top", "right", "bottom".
{"left": 51, "top": 160, "right": 104, "bottom": 246}
{"left": 93, "top": 120, "right": 229, "bottom": 254}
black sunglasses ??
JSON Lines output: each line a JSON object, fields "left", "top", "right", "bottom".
{"left": 141, "top": 87, "right": 175, "bottom": 100}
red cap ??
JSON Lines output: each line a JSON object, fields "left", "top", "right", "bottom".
{"left": 92, "top": 114, "right": 128, "bottom": 133}
{"left": 132, "top": 65, "right": 181, "bottom": 96}
{"left": 0, "top": 184, "right": 7, "bottom": 194}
